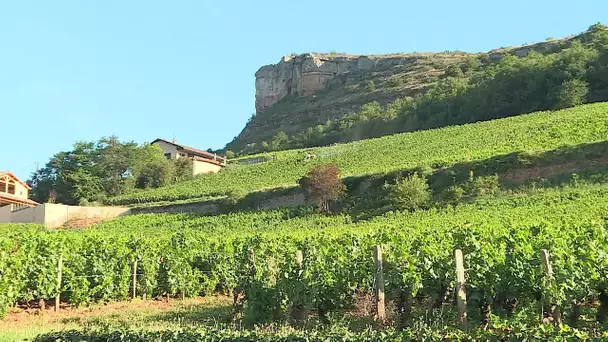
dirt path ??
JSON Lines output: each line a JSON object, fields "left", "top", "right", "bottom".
{"left": 501, "top": 158, "right": 608, "bottom": 184}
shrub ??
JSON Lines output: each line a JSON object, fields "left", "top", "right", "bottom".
{"left": 466, "top": 175, "right": 500, "bottom": 197}
{"left": 387, "top": 173, "right": 431, "bottom": 211}
{"left": 224, "top": 188, "right": 248, "bottom": 207}
{"left": 386, "top": 75, "right": 402, "bottom": 87}
{"left": 366, "top": 80, "right": 376, "bottom": 92}
{"left": 554, "top": 79, "right": 588, "bottom": 109}
{"left": 172, "top": 157, "right": 193, "bottom": 183}
{"left": 440, "top": 185, "right": 466, "bottom": 205}
{"left": 136, "top": 159, "right": 175, "bottom": 189}
{"left": 298, "top": 164, "right": 346, "bottom": 213}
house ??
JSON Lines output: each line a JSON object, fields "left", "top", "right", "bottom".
{"left": 151, "top": 138, "right": 227, "bottom": 176}
{"left": 0, "top": 171, "right": 38, "bottom": 208}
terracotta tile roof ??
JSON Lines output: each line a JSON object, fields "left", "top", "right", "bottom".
{"left": 0, "top": 193, "right": 38, "bottom": 206}
{"left": 192, "top": 155, "right": 224, "bottom": 166}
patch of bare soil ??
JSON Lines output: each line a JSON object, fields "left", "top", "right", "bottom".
{"left": 60, "top": 217, "right": 106, "bottom": 229}
{"left": 2, "top": 296, "right": 232, "bottom": 327}
{"left": 501, "top": 158, "right": 608, "bottom": 184}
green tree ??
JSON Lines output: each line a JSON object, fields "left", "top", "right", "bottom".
{"left": 554, "top": 79, "right": 589, "bottom": 109}
{"left": 96, "top": 136, "right": 139, "bottom": 197}
{"left": 225, "top": 150, "right": 236, "bottom": 159}
{"left": 172, "top": 157, "right": 194, "bottom": 183}
{"left": 136, "top": 159, "right": 175, "bottom": 189}
{"left": 270, "top": 131, "right": 289, "bottom": 151}
{"left": 30, "top": 141, "right": 103, "bottom": 205}
{"left": 29, "top": 137, "right": 187, "bottom": 204}
{"left": 387, "top": 173, "right": 431, "bottom": 211}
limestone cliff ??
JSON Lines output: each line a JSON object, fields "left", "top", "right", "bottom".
{"left": 255, "top": 54, "right": 405, "bottom": 113}
{"left": 228, "top": 52, "right": 469, "bottom": 152}
{"left": 226, "top": 37, "right": 572, "bottom": 153}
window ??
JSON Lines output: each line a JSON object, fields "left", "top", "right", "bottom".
{"left": 179, "top": 153, "right": 187, "bottom": 158}
{"left": 164, "top": 152, "right": 172, "bottom": 159}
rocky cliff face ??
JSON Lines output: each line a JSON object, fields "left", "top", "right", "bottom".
{"left": 255, "top": 53, "right": 441, "bottom": 113}
{"left": 224, "top": 52, "right": 468, "bottom": 152}
{"left": 226, "top": 36, "right": 570, "bottom": 153}
{"left": 256, "top": 54, "right": 380, "bottom": 113}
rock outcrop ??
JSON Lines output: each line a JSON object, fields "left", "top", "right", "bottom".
{"left": 225, "top": 52, "right": 468, "bottom": 152}
{"left": 255, "top": 53, "right": 440, "bottom": 113}
{"left": 227, "top": 36, "right": 575, "bottom": 153}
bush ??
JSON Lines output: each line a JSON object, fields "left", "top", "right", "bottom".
{"left": 439, "top": 185, "right": 466, "bottom": 205}
{"left": 224, "top": 188, "right": 248, "bottom": 207}
{"left": 466, "top": 175, "right": 500, "bottom": 197}
{"left": 366, "top": 80, "right": 376, "bottom": 92}
{"left": 136, "top": 159, "right": 175, "bottom": 189}
{"left": 554, "top": 79, "right": 588, "bottom": 109}
{"left": 298, "top": 164, "right": 346, "bottom": 213}
{"left": 387, "top": 173, "right": 431, "bottom": 211}
{"left": 173, "top": 157, "right": 194, "bottom": 183}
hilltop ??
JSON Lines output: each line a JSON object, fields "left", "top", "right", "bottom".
{"left": 225, "top": 24, "right": 608, "bottom": 155}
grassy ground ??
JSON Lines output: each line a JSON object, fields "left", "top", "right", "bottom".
{"left": 0, "top": 296, "right": 232, "bottom": 342}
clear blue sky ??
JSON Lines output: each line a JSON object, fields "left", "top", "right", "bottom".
{"left": 1, "top": 0, "right": 606, "bottom": 180}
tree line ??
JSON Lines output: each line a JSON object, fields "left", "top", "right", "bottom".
{"left": 28, "top": 136, "right": 193, "bottom": 205}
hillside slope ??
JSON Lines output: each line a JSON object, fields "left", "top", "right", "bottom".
{"left": 226, "top": 24, "right": 608, "bottom": 154}
{"left": 108, "top": 102, "right": 608, "bottom": 206}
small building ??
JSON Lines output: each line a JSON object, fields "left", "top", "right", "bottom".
{"left": 151, "top": 138, "right": 227, "bottom": 176}
{"left": 0, "top": 171, "right": 38, "bottom": 208}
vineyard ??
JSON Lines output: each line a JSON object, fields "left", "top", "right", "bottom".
{"left": 2, "top": 187, "right": 608, "bottom": 337}
{"left": 31, "top": 325, "right": 604, "bottom": 341}
{"left": 107, "top": 102, "right": 608, "bottom": 206}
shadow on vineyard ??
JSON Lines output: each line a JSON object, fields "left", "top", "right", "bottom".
{"left": 342, "top": 140, "right": 608, "bottom": 219}
{"left": 148, "top": 139, "right": 608, "bottom": 224}
{"left": 216, "top": 140, "right": 608, "bottom": 220}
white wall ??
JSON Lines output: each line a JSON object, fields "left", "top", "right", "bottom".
{"left": 0, "top": 206, "right": 12, "bottom": 223}
{"left": 153, "top": 141, "right": 180, "bottom": 159}
{"left": 192, "top": 160, "right": 222, "bottom": 175}
{"left": 0, "top": 204, "right": 130, "bottom": 228}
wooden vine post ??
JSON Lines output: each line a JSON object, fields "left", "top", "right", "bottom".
{"left": 540, "top": 249, "right": 561, "bottom": 325}
{"left": 290, "top": 250, "right": 305, "bottom": 321}
{"left": 296, "top": 250, "right": 303, "bottom": 269}
{"left": 55, "top": 255, "right": 63, "bottom": 312}
{"left": 374, "top": 245, "right": 386, "bottom": 323}
{"left": 268, "top": 256, "right": 277, "bottom": 286}
{"left": 454, "top": 249, "right": 468, "bottom": 330}
{"left": 249, "top": 248, "right": 256, "bottom": 277}
{"left": 132, "top": 260, "right": 138, "bottom": 300}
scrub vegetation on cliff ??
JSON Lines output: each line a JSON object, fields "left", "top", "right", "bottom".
{"left": 227, "top": 24, "right": 608, "bottom": 155}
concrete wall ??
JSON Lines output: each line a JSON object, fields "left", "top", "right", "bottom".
{"left": 12, "top": 205, "right": 46, "bottom": 224}
{"left": 0, "top": 205, "right": 12, "bottom": 223}
{"left": 131, "top": 201, "right": 220, "bottom": 215}
{"left": 258, "top": 193, "right": 309, "bottom": 210}
{"left": 43, "top": 204, "right": 131, "bottom": 228}
{"left": 192, "top": 160, "right": 222, "bottom": 175}
{"left": 0, "top": 203, "right": 130, "bottom": 228}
